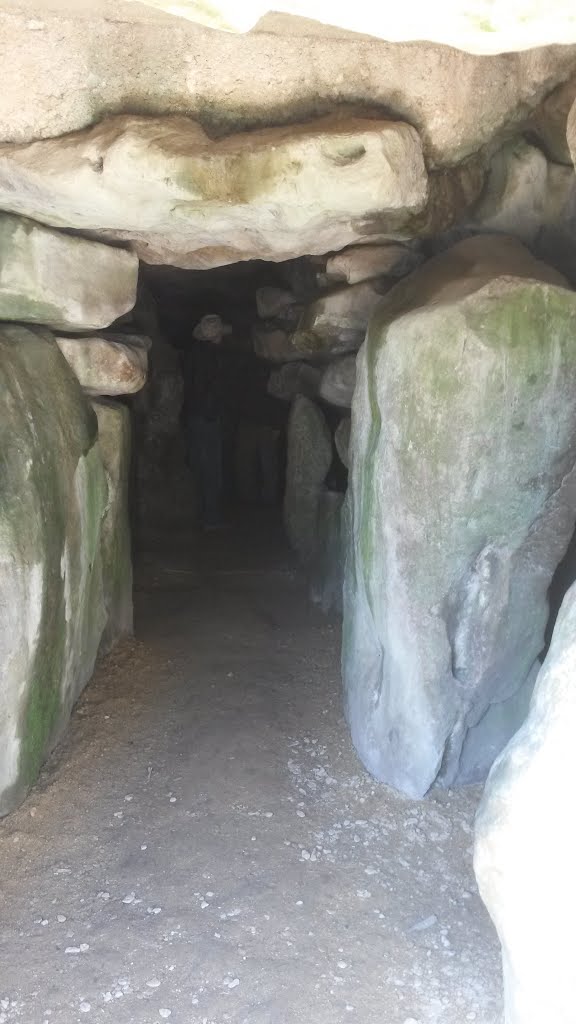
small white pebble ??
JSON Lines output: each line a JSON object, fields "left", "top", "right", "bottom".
{"left": 146, "top": 978, "right": 161, "bottom": 989}
{"left": 200, "top": 901, "right": 209, "bottom": 909}
{"left": 141, "top": 844, "right": 147, "bottom": 851}
{"left": 57, "top": 915, "right": 66, "bottom": 923}
{"left": 124, "top": 795, "right": 133, "bottom": 802}
{"left": 296, "top": 810, "right": 305, "bottom": 818}
{"left": 205, "top": 891, "right": 214, "bottom": 898}
{"left": 169, "top": 797, "right": 177, "bottom": 804}
{"left": 224, "top": 978, "right": 240, "bottom": 989}
{"left": 79, "top": 943, "right": 89, "bottom": 952}
{"left": 159, "top": 1011, "right": 172, "bottom": 1019}
{"left": 337, "top": 961, "right": 348, "bottom": 970}
{"left": 296, "top": 901, "right": 303, "bottom": 906}
{"left": 79, "top": 1003, "right": 91, "bottom": 1013}
{"left": 97, "top": 891, "right": 110, "bottom": 900}
{"left": 122, "top": 894, "right": 136, "bottom": 904}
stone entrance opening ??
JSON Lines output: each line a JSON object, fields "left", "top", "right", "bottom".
{"left": 2, "top": 5, "right": 576, "bottom": 1020}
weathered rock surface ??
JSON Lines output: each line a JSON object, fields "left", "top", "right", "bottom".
{"left": 284, "top": 396, "right": 332, "bottom": 562}
{"left": 0, "top": 114, "right": 428, "bottom": 268}
{"left": 0, "top": 213, "right": 138, "bottom": 331}
{"left": 319, "top": 356, "right": 357, "bottom": 408}
{"left": 475, "top": 581, "right": 576, "bottom": 1024}
{"left": 55, "top": 334, "right": 149, "bottom": 396}
{"left": 322, "top": 244, "right": 423, "bottom": 286}
{"left": 267, "top": 362, "right": 321, "bottom": 402}
{"left": 93, "top": 399, "right": 133, "bottom": 652}
{"left": 310, "top": 489, "right": 345, "bottom": 614}
{"left": 335, "top": 417, "right": 351, "bottom": 469}
{"left": 531, "top": 74, "right": 576, "bottom": 165}
{"left": 2, "top": 7, "right": 575, "bottom": 168}
{"left": 292, "top": 280, "right": 390, "bottom": 359}
{"left": 343, "top": 234, "right": 576, "bottom": 798}
{"left": 567, "top": 95, "right": 576, "bottom": 171}
{"left": 0, "top": 325, "right": 109, "bottom": 816}
{"left": 253, "top": 326, "right": 302, "bottom": 363}
{"left": 471, "top": 140, "right": 576, "bottom": 247}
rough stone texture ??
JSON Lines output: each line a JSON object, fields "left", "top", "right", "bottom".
{"left": 92, "top": 399, "right": 133, "bottom": 653}
{"left": 0, "top": 213, "right": 138, "bottom": 332}
{"left": 292, "top": 280, "right": 390, "bottom": 359}
{"left": 0, "top": 324, "right": 109, "bottom": 816}
{"left": 267, "top": 362, "right": 321, "bottom": 402}
{"left": 55, "top": 334, "right": 149, "bottom": 396}
{"left": 252, "top": 326, "right": 301, "bottom": 363}
{"left": 322, "top": 243, "right": 424, "bottom": 286}
{"left": 0, "top": 114, "right": 428, "bottom": 269}
{"left": 474, "top": 581, "right": 576, "bottom": 1024}
{"left": 471, "top": 139, "right": 576, "bottom": 247}
{"left": 319, "top": 355, "right": 357, "bottom": 408}
{"left": 335, "top": 416, "right": 351, "bottom": 469}
{"left": 284, "top": 396, "right": 332, "bottom": 563}
{"left": 567, "top": 95, "right": 576, "bottom": 171}
{"left": 309, "top": 489, "right": 345, "bottom": 614}
{"left": 1, "top": 7, "right": 575, "bottom": 167}
{"left": 531, "top": 73, "right": 576, "bottom": 165}
{"left": 343, "top": 234, "right": 576, "bottom": 798}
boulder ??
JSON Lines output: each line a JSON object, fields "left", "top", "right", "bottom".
{"left": 0, "top": 213, "right": 138, "bottom": 332}
{"left": 321, "top": 243, "right": 424, "bottom": 286}
{"left": 566, "top": 95, "right": 576, "bottom": 170}
{"left": 471, "top": 140, "right": 576, "bottom": 246}
{"left": 319, "top": 356, "right": 357, "bottom": 408}
{"left": 284, "top": 396, "right": 333, "bottom": 562}
{"left": 253, "top": 325, "right": 302, "bottom": 363}
{"left": 0, "top": 325, "right": 109, "bottom": 816}
{"left": 0, "top": 114, "right": 428, "bottom": 269}
{"left": 292, "top": 280, "right": 391, "bottom": 359}
{"left": 335, "top": 417, "right": 351, "bottom": 469}
{"left": 93, "top": 399, "right": 133, "bottom": 652}
{"left": 55, "top": 334, "right": 149, "bottom": 396}
{"left": 474, "top": 581, "right": 576, "bottom": 1024}
{"left": 343, "top": 234, "right": 576, "bottom": 798}
{"left": 267, "top": 362, "right": 321, "bottom": 402}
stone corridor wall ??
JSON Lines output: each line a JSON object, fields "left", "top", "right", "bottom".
{"left": 0, "top": 216, "right": 143, "bottom": 816}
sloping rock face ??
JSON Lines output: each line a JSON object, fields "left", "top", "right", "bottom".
{"left": 343, "top": 234, "right": 576, "bottom": 798}
{"left": 0, "top": 213, "right": 138, "bottom": 331}
{"left": 474, "top": 581, "right": 576, "bottom": 1024}
{"left": 0, "top": 115, "right": 428, "bottom": 268}
{"left": 55, "top": 334, "right": 149, "bottom": 396}
{"left": 321, "top": 243, "right": 423, "bottom": 286}
{"left": 0, "top": 325, "right": 109, "bottom": 816}
{"left": 292, "top": 280, "right": 391, "bottom": 358}
{"left": 93, "top": 400, "right": 133, "bottom": 652}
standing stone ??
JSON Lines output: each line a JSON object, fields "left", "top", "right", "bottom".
{"left": 284, "top": 396, "right": 332, "bottom": 563}
{"left": 322, "top": 243, "right": 423, "bottom": 286}
{"left": 0, "top": 213, "right": 138, "bottom": 331}
{"left": 531, "top": 73, "right": 576, "bottom": 166}
{"left": 0, "top": 325, "right": 109, "bottom": 816}
{"left": 93, "top": 400, "right": 133, "bottom": 652}
{"left": 319, "top": 356, "right": 357, "bottom": 408}
{"left": 55, "top": 334, "right": 149, "bottom": 396}
{"left": 343, "top": 234, "right": 576, "bottom": 798}
{"left": 309, "top": 489, "right": 346, "bottom": 614}
{"left": 474, "top": 580, "right": 576, "bottom": 1024}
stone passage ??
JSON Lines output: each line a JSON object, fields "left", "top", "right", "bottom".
{"left": 343, "top": 234, "right": 576, "bottom": 798}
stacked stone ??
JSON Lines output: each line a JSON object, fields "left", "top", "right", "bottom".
{"left": 0, "top": 211, "right": 142, "bottom": 816}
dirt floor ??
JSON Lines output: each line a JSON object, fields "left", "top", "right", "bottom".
{"left": 0, "top": 516, "right": 502, "bottom": 1024}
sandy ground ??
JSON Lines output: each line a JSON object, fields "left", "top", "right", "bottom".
{"left": 0, "top": 517, "right": 502, "bottom": 1024}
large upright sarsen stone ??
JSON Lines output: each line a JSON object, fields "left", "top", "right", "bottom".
{"left": 343, "top": 235, "right": 576, "bottom": 797}
{"left": 474, "top": 580, "right": 576, "bottom": 1024}
{"left": 0, "top": 326, "right": 109, "bottom": 815}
